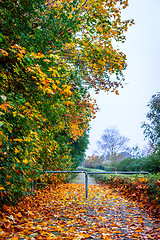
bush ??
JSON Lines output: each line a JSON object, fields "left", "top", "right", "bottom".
{"left": 113, "top": 152, "right": 160, "bottom": 173}
{"left": 141, "top": 152, "right": 160, "bottom": 173}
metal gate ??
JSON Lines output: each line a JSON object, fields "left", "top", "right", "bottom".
{"left": 31, "top": 170, "right": 150, "bottom": 198}
{"left": 31, "top": 171, "right": 89, "bottom": 197}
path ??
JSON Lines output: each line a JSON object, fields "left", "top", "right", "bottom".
{"left": 0, "top": 177, "right": 160, "bottom": 239}
{"left": 71, "top": 172, "right": 98, "bottom": 185}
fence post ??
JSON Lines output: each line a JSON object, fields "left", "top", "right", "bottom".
{"left": 85, "top": 171, "right": 88, "bottom": 198}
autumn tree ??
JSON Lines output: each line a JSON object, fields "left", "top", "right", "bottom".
{"left": 142, "top": 92, "right": 160, "bottom": 151}
{"left": 0, "top": 0, "right": 133, "bottom": 202}
{"left": 97, "top": 127, "right": 129, "bottom": 162}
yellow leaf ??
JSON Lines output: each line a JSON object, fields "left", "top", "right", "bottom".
{"left": 15, "top": 148, "right": 20, "bottom": 154}
{"left": 48, "top": 67, "right": 54, "bottom": 72}
{"left": 0, "top": 185, "right": 5, "bottom": 190}
{"left": 51, "top": 70, "right": 60, "bottom": 77}
{"left": 147, "top": 235, "right": 155, "bottom": 239}
{"left": 16, "top": 212, "right": 22, "bottom": 218}
{"left": 13, "top": 112, "right": 17, "bottom": 117}
{"left": 13, "top": 139, "right": 23, "bottom": 142}
{"left": 15, "top": 158, "right": 20, "bottom": 163}
{"left": 56, "top": 80, "right": 60, "bottom": 85}
{"left": 36, "top": 225, "right": 42, "bottom": 230}
{"left": 23, "top": 159, "right": 28, "bottom": 164}
{"left": 68, "top": 14, "right": 73, "bottom": 19}
{"left": 39, "top": 53, "right": 45, "bottom": 58}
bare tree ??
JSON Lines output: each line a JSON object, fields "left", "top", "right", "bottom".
{"left": 97, "top": 127, "right": 129, "bottom": 162}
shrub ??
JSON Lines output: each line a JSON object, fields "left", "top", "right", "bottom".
{"left": 113, "top": 151, "right": 160, "bottom": 173}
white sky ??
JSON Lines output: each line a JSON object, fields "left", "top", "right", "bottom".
{"left": 86, "top": 0, "right": 160, "bottom": 156}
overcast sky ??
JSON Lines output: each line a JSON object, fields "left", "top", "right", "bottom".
{"left": 86, "top": 0, "right": 160, "bottom": 156}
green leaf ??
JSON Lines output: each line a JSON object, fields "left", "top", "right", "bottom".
{"left": 0, "top": 121, "right": 4, "bottom": 127}
{"left": 6, "top": 123, "right": 12, "bottom": 133}
{"left": 0, "top": 33, "right": 5, "bottom": 43}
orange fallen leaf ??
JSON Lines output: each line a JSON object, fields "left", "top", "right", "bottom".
{"left": 12, "top": 237, "right": 19, "bottom": 240}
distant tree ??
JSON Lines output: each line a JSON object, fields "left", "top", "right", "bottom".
{"left": 142, "top": 92, "right": 160, "bottom": 151}
{"left": 97, "top": 127, "right": 129, "bottom": 162}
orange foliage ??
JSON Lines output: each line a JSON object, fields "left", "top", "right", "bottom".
{"left": 0, "top": 183, "right": 159, "bottom": 239}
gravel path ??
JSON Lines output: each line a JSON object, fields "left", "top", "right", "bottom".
{"left": 71, "top": 172, "right": 98, "bottom": 185}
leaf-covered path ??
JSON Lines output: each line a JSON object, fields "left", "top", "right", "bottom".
{"left": 0, "top": 182, "right": 160, "bottom": 239}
